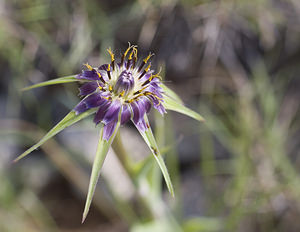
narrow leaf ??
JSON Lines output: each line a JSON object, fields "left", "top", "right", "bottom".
{"left": 22, "top": 75, "right": 88, "bottom": 91}
{"left": 163, "top": 93, "right": 205, "bottom": 122}
{"left": 133, "top": 115, "right": 174, "bottom": 197}
{"left": 82, "top": 121, "right": 120, "bottom": 223}
{"left": 14, "top": 108, "right": 97, "bottom": 162}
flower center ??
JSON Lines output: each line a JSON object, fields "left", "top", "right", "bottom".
{"left": 114, "top": 70, "right": 135, "bottom": 96}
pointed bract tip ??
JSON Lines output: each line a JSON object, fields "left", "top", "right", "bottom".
{"left": 81, "top": 215, "right": 86, "bottom": 224}
{"left": 82, "top": 206, "right": 89, "bottom": 224}
{"left": 12, "top": 157, "right": 20, "bottom": 163}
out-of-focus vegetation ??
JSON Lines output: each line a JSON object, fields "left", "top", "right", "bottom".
{"left": 0, "top": 0, "right": 300, "bottom": 231}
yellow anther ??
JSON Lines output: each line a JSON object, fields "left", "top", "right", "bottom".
{"left": 109, "top": 85, "right": 113, "bottom": 91}
{"left": 128, "top": 50, "right": 134, "bottom": 60}
{"left": 149, "top": 74, "right": 153, "bottom": 81}
{"left": 102, "top": 96, "right": 111, "bottom": 101}
{"left": 107, "top": 64, "right": 111, "bottom": 72}
{"left": 97, "top": 72, "right": 102, "bottom": 78}
{"left": 152, "top": 68, "right": 162, "bottom": 80}
{"left": 145, "top": 63, "right": 151, "bottom": 72}
{"left": 96, "top": 81, "right": 102, "bottom": 90}
{"left": 119, "top": 90, "right": 125, "bottom": 97}
{"left": 143, "top": 52, "right": 154, "bottom": 63}
{"left": 84, "top": 63, "right": 93, "bottom": 71}
{"left": 124, "top": 42, "right": 133, "bottom": 57}
{"left": 133, "top": 47, "right": 138, "bottom": 60}
{"left": 129, "top": 46, "right": 138, "bottom": 60}
{"left": 139, "top": 86, "right": 148, "bottom": 92}
{"left": 107, "top": 47, "right": 115, "bottom": 61}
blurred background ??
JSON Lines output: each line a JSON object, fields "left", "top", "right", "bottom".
{"left": 1, "top": 0, "right": 300, "bottom": 231}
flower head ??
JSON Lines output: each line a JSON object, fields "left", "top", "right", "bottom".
{"left": 74, "top": 43, "right": 166, "bottom": 140}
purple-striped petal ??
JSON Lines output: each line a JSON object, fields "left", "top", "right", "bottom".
{"left": 121, "top": 104, "right": 132, "bottom": 125}
{"left": 133, "top": 118, "right": 147, "bottom": 132}
{"left": 137, "top": 96, "right": 151, "bottom": 117}
{"left": 155, "top": 102, "right": 166, "bottom": 115}
{"left": 146, "top": 95, "right": 166, "bottom": 115}
{"left": 102, "top": 100, "right": 122, "bottom": 125}
{"left": 74, "top": 93, "right": 105, "bottom": 114}
{"left": 139, "top": 71, "right": 154, "bottom": 83}
{"left": 93, "top": 101, "right": 110, "bottom": 124}
{"left": 76, "top": 70, "right": 99, "bottom": 80}
{"left": 103, "top": 121, "right": 118, "bottom": 141}
{"left": 142, "top": 97, "right": 152, "bottom": 113}
{"left": 131, "top": 101, "right": 141, "bottom": 124}
{"left": 79, "top": 82, "right": 99, "bottom": 96}
{"left": 144, "top": 84, "right": 162, "bottom": 97}
{"left": 98, "top": 64, "right": 108, "bottom": 71}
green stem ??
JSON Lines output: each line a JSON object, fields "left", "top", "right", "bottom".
{"left": 112, "top": 130, "right": 154, "bottom": 220}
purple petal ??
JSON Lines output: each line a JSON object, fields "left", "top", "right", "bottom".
{"left": 98, "top": 64, "right": 108, "bottom": 71}
{"left": 74, "top": 101, "right": 88, "bottom": 114}
{"left": 145, "top": 85, "right": 163, "bottom": 99}
{"left": 79, "top": 82, "right": 98, "bottom": 96}
{"left": 74, "top": 93, "right": 104, "bottom": 114}
{"left": 136, "top": 96, "right": 151, "bottom": 118}
{"left": 154, "top": 102, "right": 166, "bottom": 115}
{"left": 133, "top": 118, "right": 148, "bottom": 132}
{"left": 139, "top": 71, "right": 154, "bottom": 83}
{"left": 103, "top": 121, "right": 118, "bottom": 141}
{"left": 147, "top": 95, "right": 166, "bottom": 115}
{"left": 130, "top": 101, "right": 141, "bottom": 124}
{"left": 142, "top": 97, "right": 152, "bottom": 113}
{"left": 121, "top": 104, "right": 132, "bottom": 125}
{"left": 76, "top": 70, "right": 98, "bottom": 80}
{"left": 85, "top": 93, "right": 106, "bottom": 107}
{"left": 102, "top": 100, "right": 122, "bottom": 125}
{"left": 93, "top": 101, "right": 110, "bottom": 124}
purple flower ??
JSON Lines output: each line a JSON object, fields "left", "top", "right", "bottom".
{"left": 74, "top": 44, "right": 165, "bottom": 140}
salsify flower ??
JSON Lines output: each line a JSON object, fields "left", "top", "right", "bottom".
{"left": 15, "top": 43, "right": 204, "bottom": 223}
{"left": 74, "top": 44, "right": 165, "bottom": 141}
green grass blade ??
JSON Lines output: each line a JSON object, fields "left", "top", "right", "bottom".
{"left": 134, "top": 115, "right": 174, "bottom": 197}
{"left": 163, "top": 93, "right": 205, "bottom": 122}
{"left": 22, "top": 75, "right": 87, "bottom": 91}
{"left": 161, "top": 83, "right": 183, "bottom": 104}
{"left": 14, "top": 108, "right": 97, "bottom": 162}
{"left": 82, "top": 121, "right": 121, "bottom": 223}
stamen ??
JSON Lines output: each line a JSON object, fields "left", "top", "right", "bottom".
{"left": 138, "top": 63, "right": 151, "bottom": 79}
{"left": 121, "top": 42, "right": 135, "bottom": 66}
{"left": 96, "top": 71, "right": 105, "bottom": 83}
{"left": 108, "top": 85, "right": 113, "bottom": 92}
{"left": 132, "top": 47, "right": 138, "bottom": 69}
{"left": 107, "top": 47, "right": 115, "bottom": 71}
{"left": 96, "top": 81, "right": 103, "bottom": 90}
{"left": 84, "top": 63, "right": 93, "bottom": 71}
{"left": 141, "top": 67, "right": 162, "bottom": 86}
{"left": 144, "top": 91, "right": 163, "bottom": 101}
{"left": 138, "top": 52, "right": 154, "bottom": 72}
{"left": 133, "top": 85, "right": 148, "bottom": 96}
{"left": 142, "top": 79, "right": 150, "bottom": 87}
{"left": 126, "top": 46, "right": 137, "bottom": 69}
{"left": 151, "top": 67, "right": 162, "bottom": 80}
{"left": 106, "top": 64, "right": 111, "bottom": 80}
{"left": 102, "top": 95, "right": 112, "bottom": 101}
{"left": 144, "top": 63, "right": 151, "bottom": 72}
{"left": 119, "top": 90, "right": 125, "bottom": 97}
